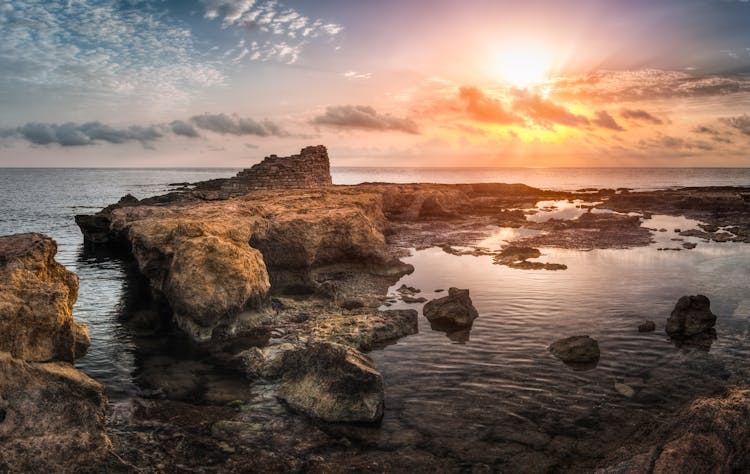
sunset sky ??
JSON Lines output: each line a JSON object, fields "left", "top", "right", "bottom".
{"left": 2, "top": 0, "right": 750, "bottom": 167}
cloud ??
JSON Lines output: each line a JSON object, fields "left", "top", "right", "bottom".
{"left": 458, "top": 86, "right": 520, "bottom": 124}
{"left": 721, "top": 114, "right": 750, "bottom": 136}
{"left": 512, "top": 89, "right": 590, "bottom": 128}
{"left": 639, "top": 135, "right": 714, "bottom": 151}
{"left": 1, "top": 113, "right": 288, "bottom": 147}
{"left": 203, "top": 0, "right": 342, "bottom": 64}
{"left": 312, "top": 105, "right": 419, "bottom": 134}
{"left": 190, "top": 113, "right": 287, "bottom": 136}
{"left": 170, "top": 120, "right": 201, "bottom": 138}
{"left": 7, "top": 121, "right": 163, "bottom": 147}
{"left": 592, "top": 110, "right": 625, "bottom": 131}
{"left": 0, "top": 1, "right": 224, "bottom": 109}
{"left": 621, "top": 108, "right": 663, "bottom": 125}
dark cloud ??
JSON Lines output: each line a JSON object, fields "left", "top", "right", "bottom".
{"left": 10, "top": 121, "right": 163, "bottom": 147}
{"left": 592, "top": 110, "right": 625, "bottom": 131}
{"left": 721, "top": 114, "right": 750, "bottom": 136}
{"left": 621, "top": 108, "right": 663, "bottom": 125}
{"left": 458, "top": 86, "right": 520, "bottom": 124}
{"left": 693, "top": 125, "right": 733, "bottom": 143}
{"left": 512, "top": 89, "right": 590, "bottom": 128}
{"left": 170, "top": 120, "right": 200, "bottom": 137}
{"left": 639, "top": 135, "right": 714, "bottom": 151}
{"left": 190, "top": 113, "right": 287, "bottom": 136}
{"left": 311, "top": 105, "right": 419, "bottom": 134}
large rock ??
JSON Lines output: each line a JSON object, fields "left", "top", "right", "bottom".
{"left": 0, "top": 233, "right": 89, "bottom": 362}
{"left": 665, "top": 295, "right": 717, "bottom": 338}
{"left": 276, "top": 342, "right": 384, "bottom": 423}
{"left": 125, "top": 219, "right": 271, "bottom": 342}
{"left": 549, "top": 335, "right": 600, "bottom": 364}
{"left": 423, "top": 287, "right": 479, "bottom": 328}
{"left": 0, "top": 352, "right": 113, "bottom": 472}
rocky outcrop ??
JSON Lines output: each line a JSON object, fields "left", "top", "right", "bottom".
{"left": 665, "top": 295, "right": 717, "bottom": 338}
{"left": 549, "top": 335, "right": 600, "bottom": 365}
{"left": 423, "top": 288, "right": 479, "bottom": 328}
{"left": 0, "top": 233, "right": 89, "bottom": 362}
{"left": 0, "top": 352, "right": 113, "bottom": 472}
{"left": 0, "top": 234, "right": 115, "bottom": 472}
{"left": 599, "top": 388, "right": 750, "bottom": 473}
{"left": 276, "top": 342, "right": 384, "bottom": 423}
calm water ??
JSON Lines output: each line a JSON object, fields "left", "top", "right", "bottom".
{"left": 2, "top": 168, "right": 750, "bottom": 466}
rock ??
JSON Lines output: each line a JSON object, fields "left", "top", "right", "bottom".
{"left": 423, "top": 287, "right": 479, "bottom": 328}
{"left": 549, "top": 335, "right": 600, "bottom": 365}
{"left": 638, "top": 320, "right": 656, "bottom": 332}
{"left": 665, "top": 295, "right": 717, "bottom": 338}
{"left": 0, "top": 352, "right": 114, "bottom": 472}
{"left": 0, "top": 233, "right": 89, "bottom": 362}
{"left": 614, "top": 382, "right": 635, "bottom": 398}
{"left": 396, "top": 284, "right": 421, "bottom": 294}
{"left": 401, "top": 295, "right": 427, "bottom": 304}
{"left": 276, "top": 342, "right": 384, "bottom": 423}
{"left": 682, "top": 242, "right": 697, "bottom": 249}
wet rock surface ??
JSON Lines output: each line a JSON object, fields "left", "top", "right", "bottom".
{"left": 549, "top": 335, "right": 601, "bottom": 367}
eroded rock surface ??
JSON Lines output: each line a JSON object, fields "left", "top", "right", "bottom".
{"left": 549, "top": 335, "right": 600, "bottom": 366}
{"left": 0, "top": 353, "right": 114, "bottom": 473}
{"left": 0, "top": 233, "right": 88, "bottom": 362}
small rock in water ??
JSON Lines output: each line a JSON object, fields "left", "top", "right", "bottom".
{"left": 682, "top": 242, "right": 697, "bottom": 249}
{"left": 665, "top": 295, "right": 717, "bottom": 338}
{"left": 434, "top": 288, "right": 445, "bottom": 292}
{"left": 638, "top": 320, "right": 656, "bottom": 332}
{"left": 401, "top": 295, "right": 427, "bottom": 304}
{"left": 549, "top": 335, "right": 600, "bottom": 365}
{"left": 423, "top": 288, "right": 479, "bottom": 328}
{"left": 397, "top": 284, "right": 421, "bottom": 295}
{"left": 614, "top": 382, "right": 635, "bottom": 398}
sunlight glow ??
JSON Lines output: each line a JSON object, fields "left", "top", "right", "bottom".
{"left": 494, "top": 47, "right": 552, "bottom": 87}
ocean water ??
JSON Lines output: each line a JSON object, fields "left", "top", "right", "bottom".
{"left": 2, "top": 167, "right": 750, "bottom": 467}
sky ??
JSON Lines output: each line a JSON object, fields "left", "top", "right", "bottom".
{"left": 2, "top": 0, "right": 750, "bottom": 167}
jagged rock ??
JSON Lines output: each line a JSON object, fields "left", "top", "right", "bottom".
{"left": 638, "top": 320, "right": 656, "bottom": 332}
{"left": 276, "top": 342, "right": 384, "bottom": 423}
{"left": 665, "top": 295, "right": 717, "bottom": 338}
{"left": 423, "top": 288, "right": 479, "bottom": 328}
{"left": 0, "top": 233, "right": 89, "bottom": 362}
{"left": 549, "top": 336, "right": 600, "bottom": 364}
{"left": 0, "top": 352, "right": 115, "bottom": 472}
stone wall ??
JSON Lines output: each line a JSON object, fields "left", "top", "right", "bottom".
{"left": 222, "top": 145, "right": 332, "bottom": 193}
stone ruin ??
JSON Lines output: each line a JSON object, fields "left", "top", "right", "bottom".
{"left": 221, "top": 145, "right": 332, "bottom": 193}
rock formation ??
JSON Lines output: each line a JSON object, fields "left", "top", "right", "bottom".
{"left": 549, "top": 335, "right": 600, "bottom": 365}
{"left": 665, "top": 294, "right": 717, "bottom": 338}
{"left": 0, "top": 233, "right": 114, "bottom": 472}
{"left": 0, "top": 233, "right": 89, "bottom": 362}
{"left": 423, "top": 287, "right": 479, "bottom": 328}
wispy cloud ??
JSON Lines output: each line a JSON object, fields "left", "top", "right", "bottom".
{"left": 312, "top": 105, "right": 419, "bottom": 134}
{"left": 190, "top": 113, "right": 287, "bottom": 136}
{"left": 0, "top": 1, "right": 225, "bottom": 109}
{"left": 621, "top": 108, "right": 663, "bottom": 125}
{"left": 592, "top": 110, "right": 625, "bottom": 131}
{"left": 202, "top": 0, "right": 342, "bottom": 64}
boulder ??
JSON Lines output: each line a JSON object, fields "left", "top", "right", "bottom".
{"left": 665, "top": 295, "right": 717, "bottom": 338}
{"left": 0, "top": 233, "right": 89, "bottom": 362}
{"left": 423, "top": 288, "right": 479, "bottom": 328}
{"left": 276, "top": 342, "right": 384, "bottom": 423}
{"left": 549, "top": 336, "right": 600, "bottom": 364}
{"left": 0, "top": 352, "right": 114, "bottom": 472}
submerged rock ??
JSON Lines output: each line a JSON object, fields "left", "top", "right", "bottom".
{"left": 0, "top": 233, "right": 89, "bottom": 362}
{"left": 665, "top": 295, "right": 717, "bottom": 338}
{"left": 549, "top": 335, "right": 600, "bottom": 366}
{"left": 277, "top": 342, "right": 384, "bottom": 423}
{"left": 638, "top": 320, "right": 656, "bottom": 332}
{"left": 423, "top": 287, "right": 479, "bottom": 328}
{"left": 0, "top": 353, "right": 114, "bottom": 472}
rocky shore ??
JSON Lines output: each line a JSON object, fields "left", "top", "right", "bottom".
{"left": 5, "top": 146, "right": 750, "bottom": 472}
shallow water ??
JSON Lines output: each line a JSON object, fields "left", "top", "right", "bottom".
{"left": 2, "top": 168, "right": 750, "bottom": 467}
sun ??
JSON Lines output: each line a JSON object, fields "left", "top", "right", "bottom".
{"left": 494, "top": 46, "right": 552, "bottom": 87}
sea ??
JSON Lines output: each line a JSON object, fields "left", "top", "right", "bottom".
{"left": 2, "top": 167, "right": 750, "bottom": 467}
